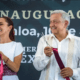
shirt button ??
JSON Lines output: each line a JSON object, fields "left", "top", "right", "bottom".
{"left": 56, "top": 70, "right": 58, "bottom": 72}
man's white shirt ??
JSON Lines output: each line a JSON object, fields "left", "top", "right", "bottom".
{"left": 33, "top": 32, "right": 80, "bottom": 80}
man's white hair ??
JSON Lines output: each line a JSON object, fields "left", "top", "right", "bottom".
{"left": 51, "top": 10, "right": 70, "bottom": 29}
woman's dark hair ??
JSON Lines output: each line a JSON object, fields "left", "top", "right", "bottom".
{"left": 0, "top": 16, "right": 15, "bottom": 41}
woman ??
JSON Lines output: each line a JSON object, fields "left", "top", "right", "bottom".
{"left": 0, "top": 16, "right": 23, "bottom": 80}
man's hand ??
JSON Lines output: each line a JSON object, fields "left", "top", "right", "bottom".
{"left": 44, "top": 46, "right": 53, "bottom": 57}
{"left": 60, "top": 67, "right": 73, "bottom": 78}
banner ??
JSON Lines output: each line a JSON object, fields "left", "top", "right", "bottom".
{"left": 0, "top": 0, "right": 80, "bottom": 80}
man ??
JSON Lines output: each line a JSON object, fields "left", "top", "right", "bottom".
{"left": 33, "top": 10, "right": 80, "bottom": 80}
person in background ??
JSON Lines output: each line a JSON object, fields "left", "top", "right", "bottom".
{"left": 0, "top": 16, "right": 23, "bottom": 80}
{"left": 33, "top": 10, "right": 80, "bottom": 80}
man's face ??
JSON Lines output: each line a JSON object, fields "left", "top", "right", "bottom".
{"left": 50, "top": 13, "right": 68, "bottom": 35}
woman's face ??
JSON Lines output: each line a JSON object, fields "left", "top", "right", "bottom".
{"left": 0, "top": 18, "right": 12, "bottom": 36}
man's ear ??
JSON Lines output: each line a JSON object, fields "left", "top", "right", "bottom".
{"left": 65, "top": 20, "right": 69, "bottom": 28}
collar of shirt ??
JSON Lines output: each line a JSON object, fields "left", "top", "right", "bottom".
{"left": 50, "top": 31, "right": 73, "bottom": 41}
